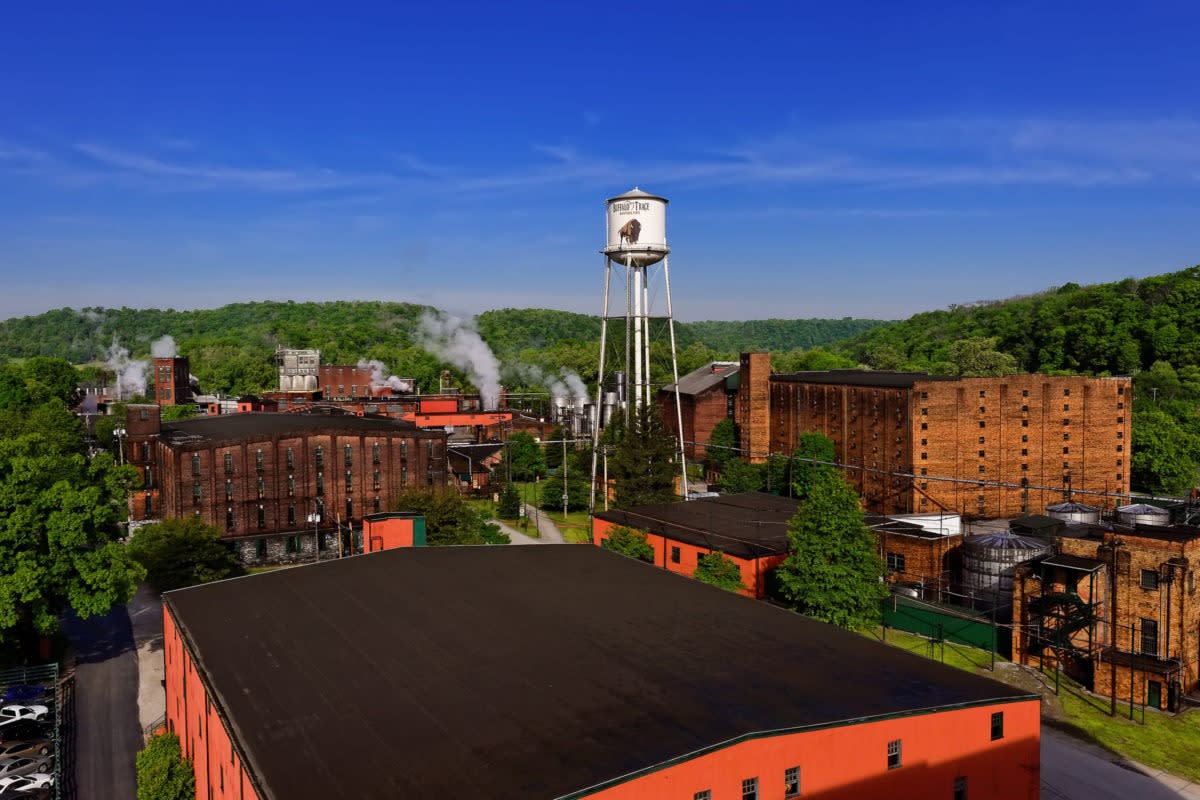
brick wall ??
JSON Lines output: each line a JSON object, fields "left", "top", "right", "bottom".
{"left": 877, "top": 531, "right": 960, "bottom": 589}
{"left": 912, "top": 376, "right": 1130, "bottom": 518}
{"left": 737, "top": 353, "right": 770, "bottom": 463}
{"left": 769, "top": 381, "right": 913, "bottom": 514}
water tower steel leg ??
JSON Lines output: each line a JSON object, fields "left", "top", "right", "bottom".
{"left": 633, "top": 265, "right": 644, "bottom": 411}
{"left": 663, "top": 256, "right": 689, "bottom": 500}
{"left": 641, "top": 267, "right": 651, "bottom": 406}
{"left": 628, "top": 257, "right": 638, "bottom": 422}
{"left": 590, "top": 256, "right": 614, "bottom": 514}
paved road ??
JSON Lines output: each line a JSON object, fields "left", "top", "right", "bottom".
{"left": 522, "top": 503, "right": 566, "bottom": 543}
{"left": 61, "top": 604, "right": 141, "bottom": 800}
{"left": 1042, "top": 727, "right": 1197, "bottom": 799}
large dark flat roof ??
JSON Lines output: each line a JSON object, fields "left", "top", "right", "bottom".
{"left": 771, "top": 369, "right": 955, "bottom": 388}
{"left": 160, "top": 411, "right": 430, "bottom": 445}
{"left": 594, "top": 493, "right": 800, "bottom": 557}
{"left": 166, "top": 546, "right": 1031, "bottom": 800}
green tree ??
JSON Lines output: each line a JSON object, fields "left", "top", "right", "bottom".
{"left": 1131, "top": 407, "right": 1200, "bottom": 494}
{"left": 159, "top": 404, "right": 196, "bottom": 421}
{"left": 126, "top": 518, "right": 245, "bottom": 592}
{"left": 0, "top": 424, "right": 144, "bottom": 651}
{"left": 775, "top": 470, "right": 887, "bottom": 629}
{"left": 506, "top": 432, "right": 545, "bottom": 481}
{"left": 791, "top": 432, "right": 836, "bottom": 501}
{"left": 705, "top": 418, "right": 737, "bottom": 469}
{"left": 394, "top": 488, "right": 509, "bottom": 545}
{"left": 543, "top": 426, "right": 567, "bottom": 471}
{"left": 717, "top": 458, "right": 764, "bottom": 494}
{"left": 610, "top": 405, "right": 678, "bottom": 507}
{"left": 602, "top": 525, "right": 654, "bottom": 562}
{"left": 496, "top": 483, "right": 522, "bottom": 520}
{"left": 693, "top": 551, "right": 745, "bottom": 592}
{"left": 136, "top": 732, "right": 196, "bottom": 800}
{"left": 947, "top": 336, "right": 1019, "bottom": 376}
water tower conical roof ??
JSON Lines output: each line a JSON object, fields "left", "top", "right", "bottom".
{"left": 607, "top": 186, "right": 668, "bottom": 203}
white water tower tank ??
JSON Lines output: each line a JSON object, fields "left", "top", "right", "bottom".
{"left": 604, "top": 188, "right": 669, "bottom": 267}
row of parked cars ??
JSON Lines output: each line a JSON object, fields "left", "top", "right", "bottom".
{"left": 0, "top": 684, "right": 55, "bottom": 799}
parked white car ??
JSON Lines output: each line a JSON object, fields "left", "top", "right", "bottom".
{"left": 0, "top": 708, "right": 47, "bottom": 727}
{"left": 0, "top": 771, "right": 53, "bottom": 792}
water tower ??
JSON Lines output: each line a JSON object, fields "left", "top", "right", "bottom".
{"left": 589, "top": 188, "right": 688, "bottom": 510}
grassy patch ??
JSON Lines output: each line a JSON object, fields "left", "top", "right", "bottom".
{"left": 865, "top": 626, "right": 1200, "bottom": 781}
{"left": 862, "top": 626, "right": 1003, "bottom": 673}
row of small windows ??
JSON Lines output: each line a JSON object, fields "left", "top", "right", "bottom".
{"left": 223, "top": 497, "right": 383, "bottom": 531}
{"left": 689, "top": 718, "right": 1001, "bottom": 800}
{"left": 202, "top": 442, "right": 407, "bottom": 477}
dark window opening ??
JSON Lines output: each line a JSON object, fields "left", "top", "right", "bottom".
{"left": 990, "top": 711, "right": 1004, "bottom": 740}
{"left": 887, "top": 739, "right": 902, "bottom": 769}
{"left": 670, "top": 546, "right": 681, "bottom": 564}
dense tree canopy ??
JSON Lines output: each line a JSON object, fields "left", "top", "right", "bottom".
{"left": 126, "top": 517, "right": 245, "bottom": 592}
{"left": 0, "top": 358, "right": 143, "bottom": 653}
{"left": 775, "top": 470, "right": 887, "bottom": 630}
{"left": 137, "top": 733, "right": 195, "bottom": 800}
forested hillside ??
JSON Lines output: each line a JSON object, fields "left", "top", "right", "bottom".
{"left": 0, "top": 302, "right": 877, "bottom": 396}
{"left": 842, "top": 267, "right": 1200, "bottom": 375}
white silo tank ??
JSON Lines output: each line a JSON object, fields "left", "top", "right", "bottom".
{"left": 604, "top": 188, "right": 669, "bottom": 267}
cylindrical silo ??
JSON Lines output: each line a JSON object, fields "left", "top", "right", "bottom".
{"left": 961, "top": 532, "right": 1053, "bottom": 615}
{"left": 1116, "top": 503, "right": 1171, "bottom": 527}
{"left": 1045, "top": 501, "right": 1102, "bottom": 525}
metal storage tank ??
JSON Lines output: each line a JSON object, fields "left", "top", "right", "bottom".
{"left": 603, "top": 188, "right": 669, "bottom": 268}
{"left": 961, "top": 532, "right": 1053, "bottom": 612}
{"left": 1116, "top": 503, "right": 1171, "bottom": 527}
{"left": 1046, "top": 501, "right": 1102, "bottom": 525}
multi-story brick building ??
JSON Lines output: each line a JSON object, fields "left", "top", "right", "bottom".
{"left": 1012, "top": 522, "right": 1200, "bottom": 712}
{"left": 766, "top": 370, "right": 1131, "bottom": 517}
{"left": 658, "top": 361, "right": 739, "bottom": 461}
{"left": 153, "top": 356, "right": 193, "bottom": 406}
{"left": 125, "top": 404, "right": 447, "bottom": 563}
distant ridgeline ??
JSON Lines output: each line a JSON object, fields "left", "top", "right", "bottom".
{"left": 840, "top": 265, "right": 1200, "bottom": 376}
{"left": 0, "top": 301, "right": 884, "bottom": 397}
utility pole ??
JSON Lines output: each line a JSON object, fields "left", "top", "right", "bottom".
{"left": 562, "top": 434, "right": 569, "bottom": 518}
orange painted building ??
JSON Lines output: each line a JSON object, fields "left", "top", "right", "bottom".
{"left": 361, "top": 511, "right": 426, "bottom": 552}
{"left": 592, "top": 493, "right": 798, "bottom": 598}
{"left": 162, "top": 545, "right": 1039, "bottom": 799}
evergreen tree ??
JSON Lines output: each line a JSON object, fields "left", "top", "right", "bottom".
{"left": 543, "top": 426, "right": 567, "bottom": 471}
{"left": 496, "top": 483, "right": 522, "bottom": 520}
{"left": 705, "top": 418, "right": 737, "bottom": 469}
{"left": 775, "top": 470, "right": 887, "bottom": 630}
{"left": 717, "top": 458, "right": 764, "bottom": 494}
{"left": 790, "top": 432, "right": 836, "bottom": 501}
{"left": 610, "top": 405, "right": 678, "bottom": 507}
{"left": 602, "top": 525, "right": 654, "bottom": 562}
{"left": 693, "top": 552, "right": 745, "bottom": 592}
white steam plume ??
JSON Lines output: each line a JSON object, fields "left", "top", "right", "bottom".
{"left": 507, "top": 364, "right": 589, "bottom": 403}
{"left": 151, "top": 335, "right": 177, "bottom": 358}
{"left": 356, "top": 359, "right": 413, "bottom": 393}
{"left": 415, "top": 312, "right": 502, "bottom": 408}
{"left": 105, "top": 337, "right": 148, "bottom": 400}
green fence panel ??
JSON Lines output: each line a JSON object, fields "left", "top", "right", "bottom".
{"left": 882, "top": 596, "right": 996, "bottom": 652}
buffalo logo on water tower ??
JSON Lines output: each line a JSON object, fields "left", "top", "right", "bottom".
{"left": 618, "top": 218, "right": 641, "bottom": 244}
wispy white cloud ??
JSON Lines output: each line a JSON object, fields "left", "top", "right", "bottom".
{"left": 73, "top": 143, "right": 394, "bottom": 192}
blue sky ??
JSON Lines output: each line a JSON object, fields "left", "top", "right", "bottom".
{"left": 1, "top": 2, "right": 1197, "bottom": 322}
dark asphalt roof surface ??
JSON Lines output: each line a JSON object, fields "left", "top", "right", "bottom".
{"left": 160, "top": 411, "right": 428, "bottom": 444}
{"left": 594, "top": 493, "right": 800, "bottom": 558}
{"left": 166, "top": 545, "right": 1033, "bottom": 800}
{"left": 771, "top": 369, "right": 953, "bottom": 388}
